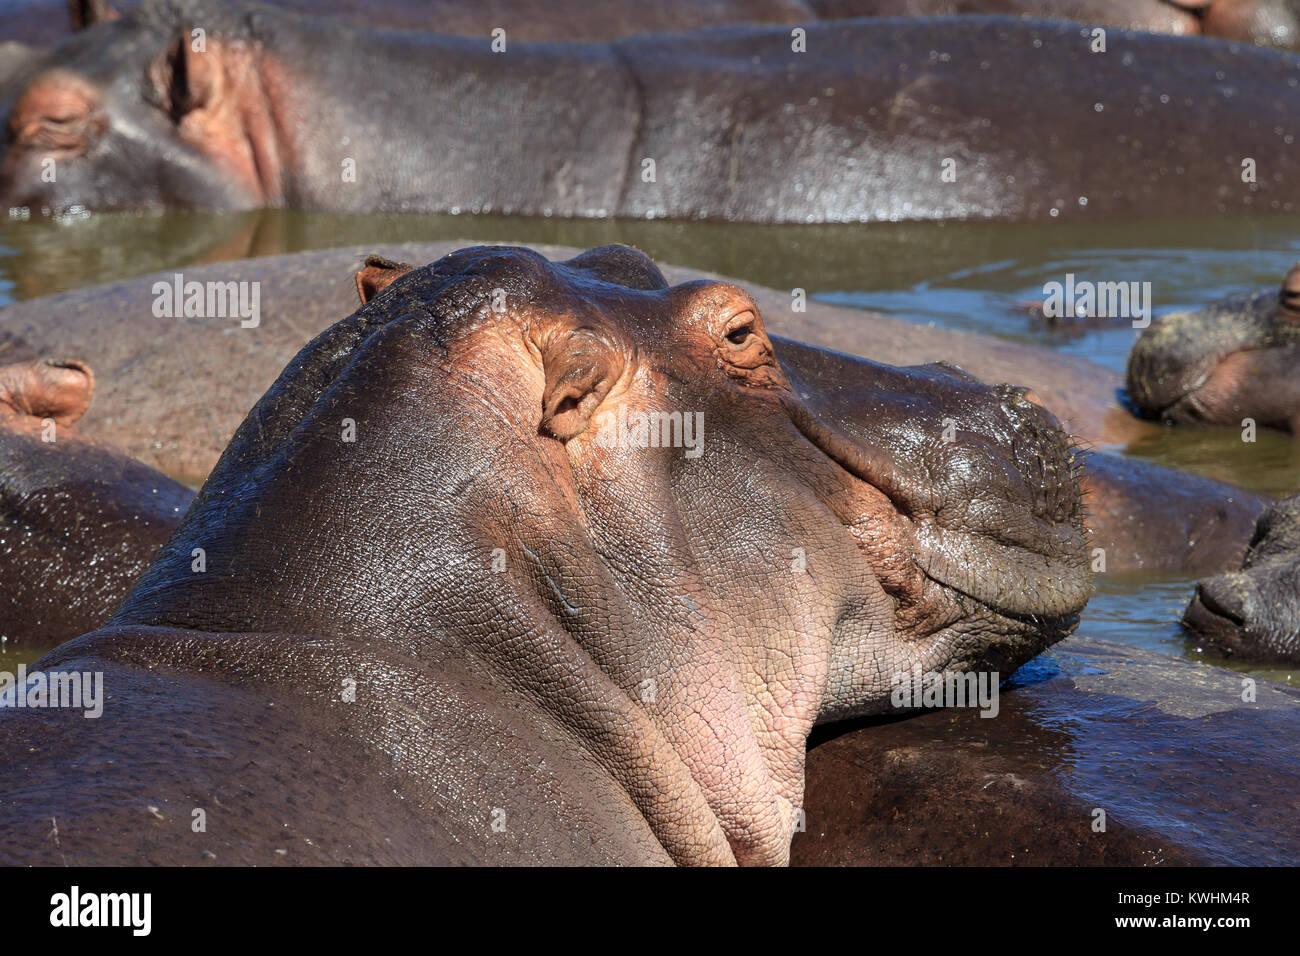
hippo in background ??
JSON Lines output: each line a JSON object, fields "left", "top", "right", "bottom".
{"left": 5, "top": 0, "right": 812, "bottom": 45}
{"left": 3, "top": 2, "right": 1299, "bottom": 222}
{"left": 0, "top": 244, "right": 1091, "bottom": 865}
{"left": 11, "top": 0, "right": 1298, "bottom": 49}
{"left": 811, "top": 1, "right": 1300, "bottom": 48}
{"left": 1184, "top": 494, "right": 1300, "bottom": 662}
{"left": 0, "top": 355, "right": 192, "bottom": 648}
{"left": 1126, "top": 262, "right": 1300, "bottom": 436}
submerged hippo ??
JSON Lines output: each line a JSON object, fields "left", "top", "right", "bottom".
{"left": 0, "top": 356, "right": 192, "bottom": 647}
{"left": 1126, "top": 263, "right": 1300, "bottom": 435}
{"left": 4, "top": 2, "right": 1298, "bottom": 222}
{"left": 1184, "top": 494, "right": 1300, "bottom": 662}
{"left": 0, "top": 244, "right": 1090, "bottom": 865}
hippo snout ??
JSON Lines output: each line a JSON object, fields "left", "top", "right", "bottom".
{"left": 1183, "top": 494, "right": 1300, "bottom": 663}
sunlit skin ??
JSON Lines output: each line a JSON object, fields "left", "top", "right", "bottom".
{"left": 0, "top": 245, "right": 1088, "bottom": 865}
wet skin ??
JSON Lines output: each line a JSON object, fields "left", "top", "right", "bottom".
{"left": 13, "top": 0, "right": 1298, "bottom": 49}
{"left": 0, "top": 357, "right": 193, "bottom": 647}
{"left": 794, "top": 635, "right": 1300, "bottom": 866}
{"left": 1127, "top": 262, "right": 1300, "bottom": 436}
{"left": 0, "top": 244, "right": 1090, "bottom": 865}
{"left": 1184, "top": 494, "right": 1300, "bottom": 662}
{"left": 4, "top": 3, "right": 1300, "bottom": 222}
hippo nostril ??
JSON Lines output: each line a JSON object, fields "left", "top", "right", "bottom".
{"left": 1194, "top": 581, "right": 1247, "bottom": 627}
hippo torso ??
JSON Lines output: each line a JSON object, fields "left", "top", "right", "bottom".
{"left": 4, "top": 3, "right": 1299, "bottom": 222}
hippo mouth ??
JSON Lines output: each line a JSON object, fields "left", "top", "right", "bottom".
{"left": 778, "top": 388, "right": 1088, "bottom": 634}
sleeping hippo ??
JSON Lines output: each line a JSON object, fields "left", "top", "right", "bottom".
{"left": 1126, "top": 263, "right": 1300, "bottom": 436}
{"left": 1183, "top": 494, "right": 1300, "bottom": 662}
{"left": 0, "top": 244, "right": 1090, "bottom": 865}
{"left": 18, "top": 0, "right": 1299, "bottom": 49}
{"left": 4, "top": 1, "right": 1298, "bottom": 222}
{"left": 0, "top": 356, "right": 192, "bottom": 648}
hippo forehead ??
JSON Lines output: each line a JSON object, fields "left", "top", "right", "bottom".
{"left": 366, "top": 244, "right": 744, "bottom": 347}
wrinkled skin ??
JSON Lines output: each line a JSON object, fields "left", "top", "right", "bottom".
{"left": 11, "top": 0, "right": 1297, "bottom": 49}
{"left": 1126, "top": 263, "right": 1300, "bottom": 435}
{"left": 0, "top": 245, "right": 1089, "bottom": 865}
{"left": 4, "top": 2, "right": 1299, "bottom": 221}
{"left": 0, "top": 356, "right": 192, "bottom": 646}
{"left": 1184, "top": 494, "right": 1300, "bottom": 662}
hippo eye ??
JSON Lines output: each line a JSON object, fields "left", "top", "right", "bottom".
{"left": 724, "top": 312, "right": 757, "bottom": 347}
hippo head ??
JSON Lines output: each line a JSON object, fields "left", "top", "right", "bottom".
{"left": 1126, "top": 262, "right": 1300, "bottom": 435}
{"left": 1, "top": 0, "right": 277, "bottom": 215}
{"left": 0, "top": 354, "right": 193, "bottom": 646}
{"left": 1184, "top": 494, "right": 1300, "bottom": 663}
{"left": 114, "top": 245, "right": 1088, "bottom": 865}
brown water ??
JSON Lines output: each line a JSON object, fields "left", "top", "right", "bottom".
{"left": 1, "top": 207, "right": 1297, "bottom": 681}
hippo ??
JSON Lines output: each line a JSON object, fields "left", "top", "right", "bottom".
{"left": 0, "top": 244, "right": 1091, "bottom": 865}
{"left": 4, "top": 2, "right": 1298, "bottom": 222}
{"left": 794, "top": 634, "right": 1300, "bottom": 866}
{"left": 1183, "top": 494, "right": 1300, "bottom": 662}
{"left": 1, "top": 240, "right": 1265, "bottom": 581}
{"left": 0, "top": 356, "right": 192, "bottom": 648}
{"left": 8, "top": 0, "right": 813, "bottom": 46}
{"left": 1126, "top": 262, "right": 1300, "bottom": 436}
{"left": 17, "top": 0, "right": 1298, "bottom": 49}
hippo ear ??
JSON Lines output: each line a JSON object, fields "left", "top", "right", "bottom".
{"left": 68, "top": 0, "right": 119, "bottom": 30}
{"left": 355, "top": 255, "right": 416, "bottom": 303}
{"left": 151, "top": 30, "right": 220, "bottom": 121}
{"left": 0, "top": 358, "right": 94, "bottom": 425}
{"left": 539, "top": 330, "right": 621, "bottom": 442}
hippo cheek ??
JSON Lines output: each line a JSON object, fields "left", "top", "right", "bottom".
{"left": 1169, "top": 349, "right": 1300, "bottom": 433}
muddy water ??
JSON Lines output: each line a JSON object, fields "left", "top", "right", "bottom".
{"left": 0, "top": 209, "right": 1296, "bottom": 682}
